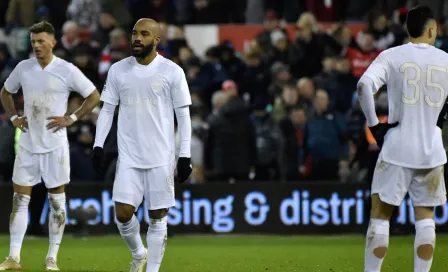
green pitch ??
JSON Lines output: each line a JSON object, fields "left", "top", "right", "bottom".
{"left": 1, "top": 235, "right": 447, "bottom": 271}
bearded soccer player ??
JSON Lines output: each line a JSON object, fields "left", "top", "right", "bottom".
{"left": 358, "top": 6, "right": 448, "bottom": 272}
{"left": 92, "top": 18, "right": 192, "bottom": 272}
{"left": 0, "top": 21, "right": 100, "bottom": 271}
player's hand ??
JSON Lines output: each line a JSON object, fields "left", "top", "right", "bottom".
{"left": 12, "top": 116, "right": 28, "bottom": 132}
{"left": 46, "top": 116, "right": 74, "bottom": 133}
{"left": 369, "top": 122, "right": 399, "bottom": 148}
{"left": 176, "top": 157, "right": 192, "bottom": 183}
{"left": 92, "top": 147, "right": 105, "bottom": 173}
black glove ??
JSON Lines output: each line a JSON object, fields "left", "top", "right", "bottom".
{"left": 92, "top": 147, "right": 105, "bottom": 173}
{"left": 176, "top": 157, "right": 192, "bottom": 183}
{"left": 369, "top": 122, "right": 399, "bottom": 148}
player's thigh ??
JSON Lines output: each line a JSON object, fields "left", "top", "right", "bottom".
{"left": 112, "top": 159, "right": 145, "bottom": 210}
{"left": 144, "top": 161, "right": 175, "bottom": 211}
{"left": 12, "top": 146, "right": 41, "bottom": 188}
{"left": 410, "top": 166, "right": 447, "bottom": 209}
{"left": 41, "top": 141, "right": 70, "bottom": 189}
{"left": 371, "top": 154, "right": 413, "bottom": 207}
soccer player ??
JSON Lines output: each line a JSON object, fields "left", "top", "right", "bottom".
{"left": 357, "top": 6, "right": 448, "bottom": 272}
{"left": 92, "top": 18, "right": 192, "bottom": 272}
{"left": 0, "top": 21, "right": 100, "bottom": 271}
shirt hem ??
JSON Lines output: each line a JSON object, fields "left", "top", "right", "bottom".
{"left": 381, "top": 155, "right": 446, "bottom": 169}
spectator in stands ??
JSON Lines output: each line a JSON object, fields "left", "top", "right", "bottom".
{"left": 272, "top": 84, "right": 299, "bottom": 122}
{"left": 0, "top": 43, "right": 17, "bottom": 85}
{"left": 66, "top": 0, "right": 101, "bottom": 32}
{"left": 204, "top": 88, "right": 257, "bottom": 183}
{"left": 330, "top": 23, "right": 356, "bottom": 50}
{"left": 255, "top": 10, "right": 287, "bottom": 54}
{"left": 89, "top": 13, "right": 118, "bottom": 54}
{"left": 346, "top": 30, "right": 381, "bottom": 79}
{"left": 206, "top": 90, "right": 228, "bottom": 123}
{"left": 360, "top": 9, "right": 395, "bottom": 50}
{"left": 436, "top": 21, "right": 448, "bottom": 53}
{"left": 296, "top": 77, "right": 315, "bottom": 115}
{"left": 290, "top": 12, "right": 342, "bottom": 78}
{"left": 268, "top": 62, "right": 292, "bottom": 99}
{"left": 251, "top": 97, "right": 282, "bottom": 181}
{"left": 218, "top": 42, "right": 246, "bottom": 91}
{"left": 72, "top": 43, "right": 100, "bottom": 89}
{"left": 55, "top": 20, "right": 82, "bottom": 59}
{"left": 302, "top": 90, "right": 348, "bottom": 180}
{"left": 390, "top": 7, "right": 409, "bottom": 47}
{"left": 98, "top": 27, "right": 128, "bottom": 80}
{"left": 240, "top": 49, "right": 269, "bottom": 104}
{"left": 278, "top": 106, "right": 307, "bottom": 181}
{"left": 316, "top": 56, "right": 357, "bottom": 114}
{"left": 267, "top": 29, "right": 293, "bottom": 66}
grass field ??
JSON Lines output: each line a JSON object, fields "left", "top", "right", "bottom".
{"left": 1, "top": 235, "right": 448, "bottom": 271}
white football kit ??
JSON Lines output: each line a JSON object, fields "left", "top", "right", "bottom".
{"left": 97, "top": 54, "right": 192, "bottom": 210}
{"left": 4, "top": 56, "right": 96, "bottom": 188}
{"left": 361, "top": 42, "right": 448, "bottom": 206}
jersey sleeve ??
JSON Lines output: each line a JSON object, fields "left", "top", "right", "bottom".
{"left": 100, "top": 65, "right": 120, "bottom": 106}
{"left": 68, "top": 64, "right": 96, "bottom": 98}
{"left": 4, "top": 62, "right": 22, "bottom": 94}
{"left": 362, "top": 51, "right": 390, "bottom": 91}
{"left": 170, "top": 66, "right": 192, "bottom": 108}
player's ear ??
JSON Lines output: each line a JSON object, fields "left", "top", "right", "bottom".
{"left": 155, "top": 36, "right": 161, "bottom": 45}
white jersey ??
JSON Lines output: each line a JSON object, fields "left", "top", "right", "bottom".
{"left": 101, "top": 55, "right": 192, "bottom": 168}
{"left": 363, "top": 42, "right": 448, "bottom": 169}
{"left": 4, "top": 56, "right": 96, "bottom": 153}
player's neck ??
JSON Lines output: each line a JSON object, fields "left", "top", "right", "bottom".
{"left": 136, "top": 51, "right": 157, "bottom": 65}
{"left": 37, "top": 54, "right": 54, "bottom": 69}
{"left": 409, "top": 37, "right": 431, "bottom": 45}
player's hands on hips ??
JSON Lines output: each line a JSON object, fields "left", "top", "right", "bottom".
{"left": 176, "top": 157, "right": 192, "bottom": 183}
{"left": 369, "top": 122, "right": 399, "bottom": 148}
{"left": 46, "top": 116, "right": 74, "bottom": 133}
{"left": 12, "top": 116, "right": 28, "bottom": 132}
{"left": 92, "top": 147, "right": 105, "bottom": 173}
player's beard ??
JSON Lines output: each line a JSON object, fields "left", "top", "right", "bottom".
{"left": 131, "top": 41, "right": 155, "bottom": 58}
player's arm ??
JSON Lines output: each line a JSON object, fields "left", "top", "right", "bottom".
{"left": 92, "top": 66, "right": 120, "bottom": 172}
{"left": 47, "top": 65, "right": 100, "bottom": 132}
{"left": 1, "top": 62, "right": 28, "bottom": 132}
{"left": 171, "top": 66, "right": 193, "bottom": 183}
{"left": 358, "top": 51, "right": 398, "bottom": 147}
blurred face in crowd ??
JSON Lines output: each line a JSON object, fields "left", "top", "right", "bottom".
{"left": 100, "top": 13, "right": 116, "bottom": 29}
{"left": 275, "top": 38, "right": 288, "bottom": 51}
{"left": 297, "top": 78, "right": 315, "bottom": 100}
{"left": 322, "top": 57, "right": 337, "bottom": 72}
{"left": 373, "top": 15, "right": 388, "bottom": 32}
{"left": 360, "top": 33, "right": 375, "bottom": 51}
{"left": 63, "top": 23, "right": 78, "bottom": 40}
{"left": 291, "top": 108, "right": 306, "bottom": 127}
{"left": 244, "top": 54, "right": 261, "bottom": 67}
{"left": 336, "top": 58, "right": 351, "bottom": 74}
{"left": 31, "top": 32, "right": 56, "bottom": 60}
{"left": 314, "top": 90, "right": 329, "bottom": 113}
{"left": 131, "top": 19, "right": 160, "bottom": 58}
{"left": 282, "top": 86, "right": 298, "bottom": 106}
{"left": 74, "top": 54, "right": 89, "bottom": 68}
{"left": 179, "top": 47, "right": 193, "bottom": 63}
{"left": 277, "top": 70, "right": 291, "bottom": 83}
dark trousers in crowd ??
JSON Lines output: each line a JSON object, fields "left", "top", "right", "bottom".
{"left": 309, "top": 159, "right": 339, "bottom": 181}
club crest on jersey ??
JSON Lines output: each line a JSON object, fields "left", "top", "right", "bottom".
{"left": 149, "top": 74, "right": 164, "bottom": 93}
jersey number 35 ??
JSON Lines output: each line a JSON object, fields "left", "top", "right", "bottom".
{"left": 400, "top": 63, "right": 446, "bottom": 108}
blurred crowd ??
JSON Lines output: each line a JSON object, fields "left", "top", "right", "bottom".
{"left": 1, "top": 0, "right": 448, "bottom": 184}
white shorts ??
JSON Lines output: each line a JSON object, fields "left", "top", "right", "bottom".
{"left": 112, "top": 159, "right": 175, "bottom": 210}
{"left": 372, "top": 153, "right": 447, "bottom": 207}
{"left": 12, "top": 143, "right": 70, "bottom": 189}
